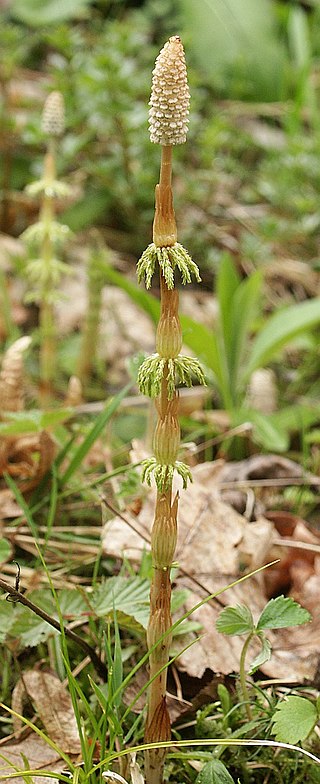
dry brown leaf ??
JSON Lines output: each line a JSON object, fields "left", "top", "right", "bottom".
{"left": 0, "top": 488, "right": 23, "bottom": 520}
{"left": 0, "top": 336, "right": 31, "bottom": 412}
{"left": 11, "top": 670, "right": 81, "bottom": 754}
{"left": 0, "top": 430, "right": 56, "bottom": 493}
{"left": 102, "top": 459, "right": 320, "bottom": 682}
{"left": 216, "top": 454, "right": 313, "bottom": 483}
{"left": 0, "top": 734, "right": 63, "bottom": 784}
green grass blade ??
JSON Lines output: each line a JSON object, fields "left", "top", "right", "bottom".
{"left": 60, "top": 383, "right": 131, "bottom": 485}
{"left": 231, "top": 270, "right": 262, "bottom": 393}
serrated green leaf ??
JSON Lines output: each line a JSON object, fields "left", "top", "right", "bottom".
{"left": 271, "top": 696, "right": 318, "bottom": 744}
{"left": 195, "top": 758, "right": 235, "bottom": 784}
{"left": 5, "top": 588, "right": 89, "bottom": 648}
{"left": 249, "top": 634, "right": 272, "bottom": 673}
{"left": 215, "top": 604, "right": 254, "bottom": 636}
{"left": 257, "top": 595, "right": 311, "bottom": 630}
{"left": 9, "top": 608, "right": 57, "bottom": 648}
{"left": 91, "top": 576, "right": 150, "bottom": 629}
{"left": 56, "top": 589, "right": 89, "bottom": 619}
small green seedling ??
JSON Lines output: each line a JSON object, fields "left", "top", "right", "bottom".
{"left": 216, "top": 595, "right": 311, "bottom": 720}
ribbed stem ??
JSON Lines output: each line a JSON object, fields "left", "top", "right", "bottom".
{"left": 145, "top": 152, "right": 181, "bottom": 779}
{"left": 153, "top": 147, "right": 177, "bottom": 248}
{"left": 78, "top": 251, "right": 103, "bottom": 386}
{"left": 39, "top": 148, "right": 56, "bottom": 404}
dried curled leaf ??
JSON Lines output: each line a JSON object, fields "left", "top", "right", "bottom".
{"left": 0, "top": 337, "right": 31, "bottom": 413}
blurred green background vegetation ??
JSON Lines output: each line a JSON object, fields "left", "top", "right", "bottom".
{"left": 1, "top": 0, "right": 320, "bottom": 452}
{"left": 2, "top": 0, "right": 320, "bottom": 267}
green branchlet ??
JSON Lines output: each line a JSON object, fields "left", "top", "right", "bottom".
{"left": 26, "top": 179, "right": 72, "bottom": 199}
{"left": 138, "top": 353, "right": 206, "bottom": 399}
{"left": 142, "top": 456, "right": 192, "bottom": 492}
{"left": 23, "top": 220, "right": 71, "bottom": 246}
{"left": 137, "top": 242, "right": 201, "bottom": 290}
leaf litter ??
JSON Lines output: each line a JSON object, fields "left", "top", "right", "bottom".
{"left": 11, "top": 670, "right": 81, "bottom": 753}
{"left": 102, "top": 451, "right": 320, "bottom": 683}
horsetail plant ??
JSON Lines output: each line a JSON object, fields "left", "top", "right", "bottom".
{"left": 22, "top": 91, "right": 71, "bottom": 402}
{"left": 137, "top": 37, "right": 206, "bottom": 784}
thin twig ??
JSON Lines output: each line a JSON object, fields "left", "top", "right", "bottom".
{"left": 0, "top": 577, "right": 108, "bottom": 680}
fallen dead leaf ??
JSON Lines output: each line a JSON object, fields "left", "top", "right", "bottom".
{"left": 0, "top": 734, "right": 63, "bottom": 784}
{"left": 11, "top": 670, "right": 81, "bottom": 754}
{"left": 102, "top": 458, "right": 320, "bottom": 683}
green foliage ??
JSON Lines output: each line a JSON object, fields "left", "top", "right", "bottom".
{"left": 60, "top": 383, "right": 131, "bottom": 485}
{"left": 0, "top": 539, "right": 11, "bottom": 563}
{"left": 179, "top": 0, "right": 288, "bottom": 101}
{"left": 271, "top": 696, "right": 319, "bottom": 744}
{"left": 216, "top": 596, "right": 311, "bottom": 703}
{"left": 195, "top": 758, "right": 235, "bottom": 784}
{"left": 141, "top": 456, "right": 192, "bottom": 491}
{"left": 138, "top": 353, "right": 206, "bottom": 399}
{"left": 10, "top": 0, "right": 94, "bottom": 26}
{"left": 91, "top": 575, "right": 150, "bottom": 630}
{"left": 257, "top": 595, "right": 312, "bottom": 631}
{"left": 137, "top": 242, "right": 201, "bottom": 290}
{"left": 215, "top": 605, "right": 254, "bottom": 636}
{"left": 0, "top": 408, "right": 72, "bottom": 436}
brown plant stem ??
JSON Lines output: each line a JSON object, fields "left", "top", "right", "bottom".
{"left": 145, "top": 145, "right": 179, "bottom": 784}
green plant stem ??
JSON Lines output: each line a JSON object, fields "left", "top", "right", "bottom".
{"left": 78, "top": 250, "right": 104, "bottom": 386}
{"left": 239, "top": 632, "right": 254, "bottom": 721}
{"left": 39, "top": 141, "right": 57, "bottom": 403}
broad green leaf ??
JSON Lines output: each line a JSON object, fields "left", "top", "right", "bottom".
{"left": 249, "top": 634, "right": 272, "bottom": 673}
{"left": 257, "top": 595, "right": 311, "bottom": 630}
{"left": 5, "top": 589, "right": 89, "bottom": 648}
{"left": 0, "top": 539, "right": 11, "bottom": 563}
{"left": 11, "top": 0, "right": 92, "bottom": 26}
{"left": 244, "top": 298, "right": 320, "bottom": 380}
{"left": 270, "top": 403, "right": 320, "bottom": 433}
{"left": 9, "top": 608, "right": 57, "bottom": 648}
{"left": 56, "top": 589, "right": 89, "bottom": 619}
{"left": 195, "top": 758, "right": 235, "bottom": 784}
{"left": 240, "top": 409, "right": 289, "bottom": 452}
{"left": 0, "top": 408, "right": 72, "bottom": 436}
{"left": 92, "top": 576, "right": 150, "bottom": 629}
{"left": 271, "top": 696, "right": 318, "bottom": 744}
{"left": 180, "top": 0, "right": 287, "bottom": 102}
{"left": 215, "top": 604, "right": 254, "bottom": 636}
